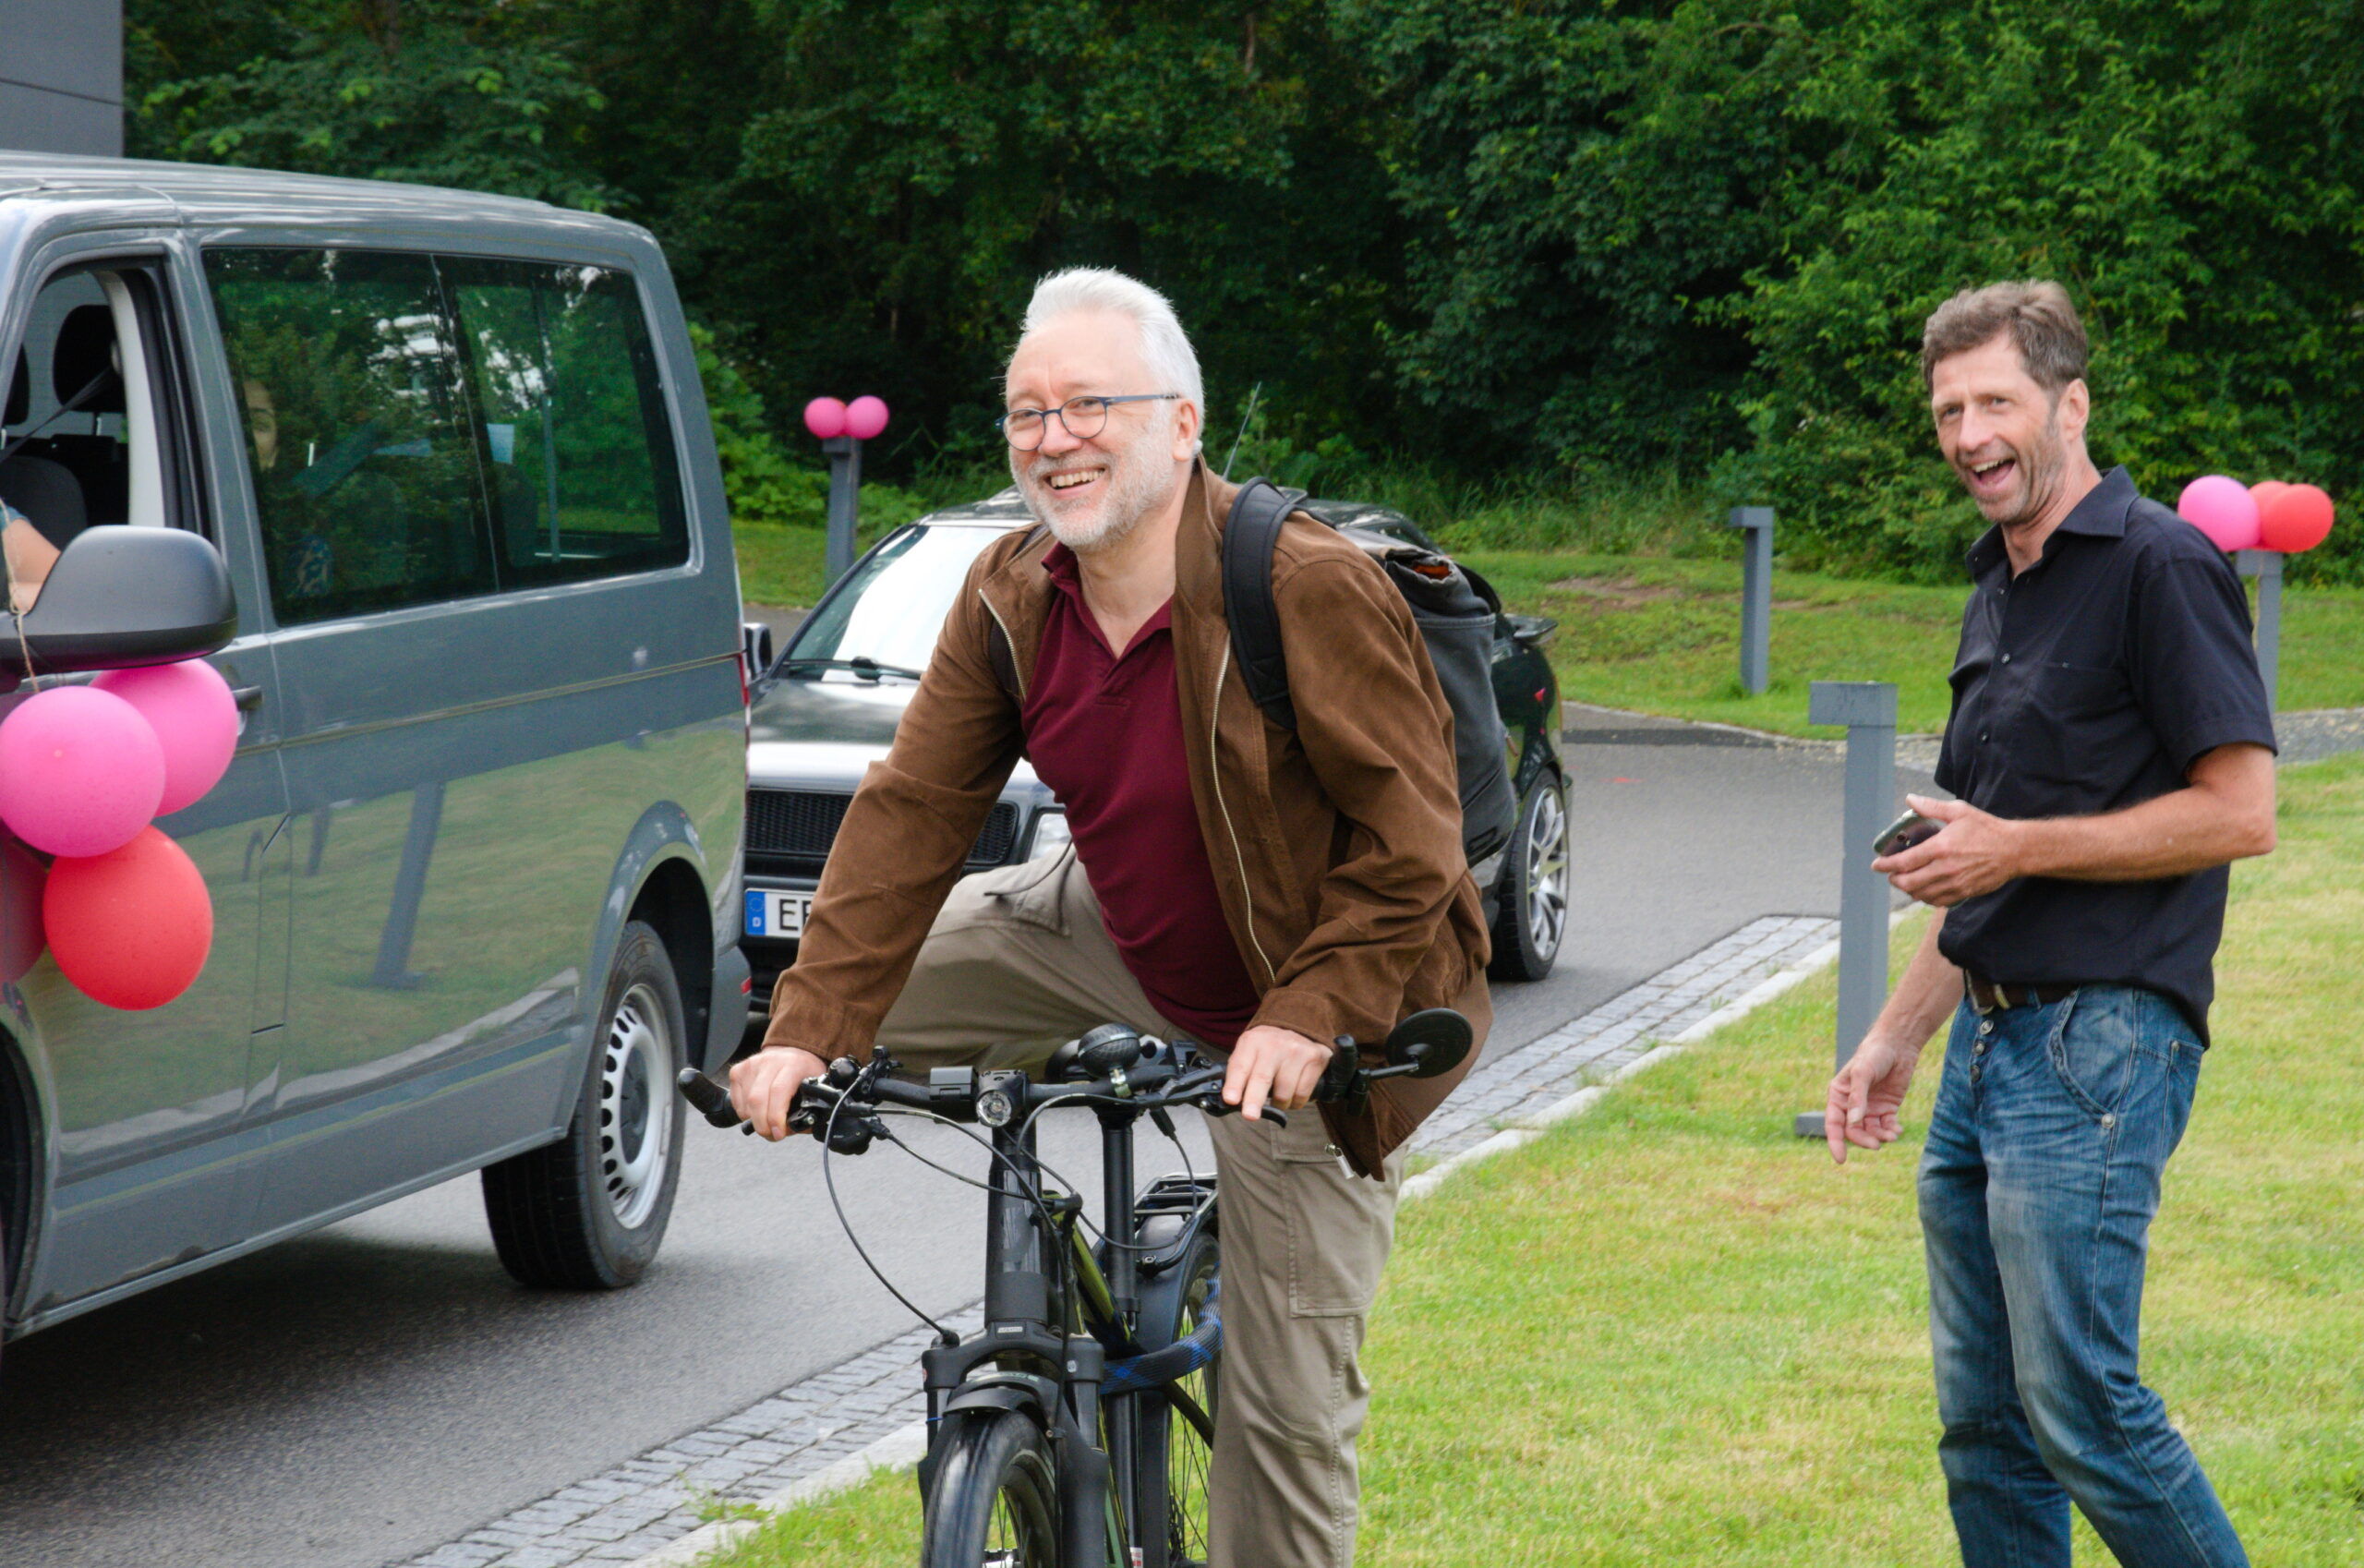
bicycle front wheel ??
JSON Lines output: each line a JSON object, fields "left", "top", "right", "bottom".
{"left": 1133, "top": 1228, "right": 1219, "bottom": 1568}
{"left": 921, "top": 1409, "right": 1061, "bottom": 1568}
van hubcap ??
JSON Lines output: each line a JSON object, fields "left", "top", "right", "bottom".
{"left": 600, "top": 983, "right": 672, "bottom": 1228}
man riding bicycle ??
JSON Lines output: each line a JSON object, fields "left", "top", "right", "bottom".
{"left": 731, "top": 266, "right": 1490, "bottom": 1568}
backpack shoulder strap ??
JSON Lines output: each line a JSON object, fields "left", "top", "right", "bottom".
{"left": 1222, "top": 477, "right": 1306, "bottom": 731}
{"left": 983, "top": 524, "right": 1051, "bottom": 703}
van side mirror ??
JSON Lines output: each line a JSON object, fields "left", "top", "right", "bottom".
{"left": 0, "top": 525, "right": 237, "bottom": 683}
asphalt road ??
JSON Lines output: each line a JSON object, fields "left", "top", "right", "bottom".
{"left": 0, "top": 716, "right": 1934, "bottom": 1568}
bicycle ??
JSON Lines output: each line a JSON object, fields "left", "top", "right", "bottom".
{"left": 677, "top": 1008, "right": 1472, "bottom": 1568}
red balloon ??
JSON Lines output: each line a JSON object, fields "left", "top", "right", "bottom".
{"left": 2259, "top": 484, "right": 2334, "bottom": 553}
{"left": 2249, "top": 480, "right": 2290, "bottom": 514}
{"left": 0, "top": 830, "right": 42, "bottom": 985}
{"left": 43, "top": 826, "right": 212, "bottom": 1010}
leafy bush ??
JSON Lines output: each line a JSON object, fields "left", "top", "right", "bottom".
{"left": 690, "top": 324, "right": 831, "bottom": 529}
{"left": 1715, "top": 1, "right": 2364, "bottom": 582}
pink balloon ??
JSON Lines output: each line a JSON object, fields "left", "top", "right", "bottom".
{"left": 844, "top": 395, "right": 891, "bottom": 441}
{"left": 803, "top": 396, "right": 848, "bottom": 440}
{"left": 2176, "top": 475, "right": 2261, "bottom": 552}
{"left": 93, "top": 660, "right": 238, "bottom": 814}
{"left": 2260, "top": 483, "right": 2334, "bottom": 553}
{"left": 0, "top": 686, "right": 165, "bottom": 858}
{"left": 0, "top": 829, "right": 42, "bottom": 985}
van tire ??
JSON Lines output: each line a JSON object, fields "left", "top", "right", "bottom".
{"left": 483, "top": 922, "right": 686, "bottom": 1289}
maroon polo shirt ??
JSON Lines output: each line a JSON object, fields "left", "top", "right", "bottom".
{"left": 1021, "top": 544, "right": 1261, "bottom": 1048}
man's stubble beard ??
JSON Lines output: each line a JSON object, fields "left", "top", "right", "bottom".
{"left": 1976, "top": 402, "right": 2068, "bottom": 535}
{"left": 1016, "top": 418, "right": 1184, "bottom": 555}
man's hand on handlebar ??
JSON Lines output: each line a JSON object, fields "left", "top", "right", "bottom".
{"left": 730, "top": 1044, "right": 828, "bottom": 1141}
{"left": 1223, "top": 1024, "right": 1333, "bottom": 1122}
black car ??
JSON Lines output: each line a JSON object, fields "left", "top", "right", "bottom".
{"left": 741, "top": 489, "right": 1569, "bottom": 1024}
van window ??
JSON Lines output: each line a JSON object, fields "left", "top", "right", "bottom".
{"left": 3, "top": 261, "right": 199, "bottom": 612}
{"left": 443, "top": 259, "right": 688, "bottom": 587}
{"left": 208, "top": 247, "right": 496, "bottom": 624}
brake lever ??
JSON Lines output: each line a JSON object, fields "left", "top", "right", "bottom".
{"left": 1195, "top": 1092, "right": 1286, "bottom": 1129}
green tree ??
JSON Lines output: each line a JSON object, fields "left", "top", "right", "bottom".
{"left": 1336, "top": 0, "right": 1820, "bottom": 475}
{"left": 131, "top": 0, "right": 614, "bottom": 210}
{"left": 1722, "top": 0, "right": 2364, "bottom": 580}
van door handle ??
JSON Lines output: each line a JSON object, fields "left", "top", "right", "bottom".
{"left": 231, "top": 685, "right": 265, "bottom": 710}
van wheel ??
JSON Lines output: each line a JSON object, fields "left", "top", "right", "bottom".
{"left": 1489, "top": 778, "right": 1569, "bottom": 983}
{"left": 483, "top": 921, "right": 686, "bottom": 1288}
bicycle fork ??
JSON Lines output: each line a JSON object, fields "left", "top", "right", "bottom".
{"left": 918, "top": 1083, "right": 1121, "bottom": 1565}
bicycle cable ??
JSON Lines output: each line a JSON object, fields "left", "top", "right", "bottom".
{"left": 820, "top": 1092, "right": 952, "bottom": 1341}
{"left": 874, "top": 1104, "right": 1200, "bottom": 1256}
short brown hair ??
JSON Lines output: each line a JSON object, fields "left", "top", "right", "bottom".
{"left": 1920, "top": 280, "right": 2088, "bottom": 393}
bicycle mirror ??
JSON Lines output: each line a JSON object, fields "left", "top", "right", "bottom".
{"left": 1383, "top": 1009, "right": 1473, "bottom": 1079}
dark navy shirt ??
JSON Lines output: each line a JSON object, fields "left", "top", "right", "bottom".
{"left": 1933, "top": 467, "right": 2276, "bottom": 1043}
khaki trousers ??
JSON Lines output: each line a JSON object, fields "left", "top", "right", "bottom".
{"left": 874, "top": 846, "right": 1404, "bottom": 1568}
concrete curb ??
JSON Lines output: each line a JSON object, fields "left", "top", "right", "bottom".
{"left": 1401, "top": 908, "right": 1913, "bottom": 1202}
{"left": 617, "top": 1421, "right": 927, "bottom": 1568}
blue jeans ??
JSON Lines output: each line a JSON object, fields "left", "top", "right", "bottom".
{"left": 1917, "top": 985, "right": 2247, "bottom": 1567}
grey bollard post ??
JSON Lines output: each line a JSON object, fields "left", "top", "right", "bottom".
{"left": 1796, "top": 681, "right": 1897, "bottom": 1140}
{"left": 2234, "top": 549, "right": 2283, "bottom": 711}
{"left": 823, "top": 434, "right": 863, "bottom": 585}
{"left": 1727, "top": 507, "right": 1774, "bottom": 694}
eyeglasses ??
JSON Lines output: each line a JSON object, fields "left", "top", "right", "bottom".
{"left": 996, "top": 393, "right": 1179, "bottom": 451}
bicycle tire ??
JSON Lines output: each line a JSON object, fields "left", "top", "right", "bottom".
{"left": 1130, "top": 1228, "right": 1220, "bottom": 1568}
{"left": 922, "top": 1408, "right": 1062, "bottom": 1568}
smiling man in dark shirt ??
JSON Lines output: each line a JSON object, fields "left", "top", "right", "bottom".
{"left": 1825, "top": 281, "right": 2275, "bottom": 1568}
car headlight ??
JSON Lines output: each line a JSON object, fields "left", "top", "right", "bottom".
{"left": 1026, "top": 808, "right": 1070, "bottom": 862}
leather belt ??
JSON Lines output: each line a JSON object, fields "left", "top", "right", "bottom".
{"left": 1964, "top": 973, "right": 2077, "bottom": 1014}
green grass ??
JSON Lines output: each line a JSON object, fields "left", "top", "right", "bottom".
{"left": 691, "top": 755, "right": 2364, "bottom": 1566}
{"left": 732, "top": 523, "right": 852, "bottom": 610}
{"left": 731, "top": 483, "right": 2364, "bottom": 737}
{"left": 1465, "top": 551, "right": 2364, "bottom": 737}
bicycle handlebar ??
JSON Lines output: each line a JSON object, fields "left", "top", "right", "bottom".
{"left": 676, "top": 1007, "right": 1474, "bottom": 1151}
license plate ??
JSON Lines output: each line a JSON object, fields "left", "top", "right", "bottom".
{"left": 743, "top": 889, "right": 814, "bottom": 939}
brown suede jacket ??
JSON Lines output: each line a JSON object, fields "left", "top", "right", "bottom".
{"left": 760, "top": 462, "right": 1490, "bottom": 1176}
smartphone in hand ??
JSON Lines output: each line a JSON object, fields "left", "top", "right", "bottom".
{"left": 1873, "top": 808, "right": 1944, "bottom": 858}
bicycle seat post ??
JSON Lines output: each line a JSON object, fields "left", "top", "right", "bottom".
{"left": 1097, "top": 1101, "right": 1141, "bottom": 1333}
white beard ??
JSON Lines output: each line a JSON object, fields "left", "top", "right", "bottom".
{"left": 1017, "top": 418, "right": 1183, "bottom": 554}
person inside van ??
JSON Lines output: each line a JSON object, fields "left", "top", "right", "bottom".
{"left": 2, "top": 501, "right": 59, "bottom": 613}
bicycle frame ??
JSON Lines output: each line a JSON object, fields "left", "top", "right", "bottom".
{"left": 676, "top": 1007, "right": 1474, "bottom": 1567}
{"left": 914, "top": 1066, "right": 1218, "bottom": 1566}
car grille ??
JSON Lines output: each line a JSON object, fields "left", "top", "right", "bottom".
{"left": 746, "top": 790, "right": 1020, "bottom": 878}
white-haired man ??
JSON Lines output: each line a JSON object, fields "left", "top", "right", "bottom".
{"left": 733, "top": 267, "right": 1490, "bottom": 1565}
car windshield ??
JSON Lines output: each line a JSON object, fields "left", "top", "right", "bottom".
{"left": 782, "top": 523, "right": 1004, "bottom": 681}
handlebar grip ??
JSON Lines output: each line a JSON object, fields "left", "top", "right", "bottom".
{"left": 1316, "top": 1037, "right": 1363, "bottom": 1104}
{"left": 676, "top": 1067, "right": 745, "bottom": 1129}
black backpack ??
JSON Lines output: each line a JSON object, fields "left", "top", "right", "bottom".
{"left": 1223, "top": 477, "right": 1517, "bottom": 867}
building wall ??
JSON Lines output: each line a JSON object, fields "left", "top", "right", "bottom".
{"left": 0, "top": 0, "right": 125, "bottom": 157}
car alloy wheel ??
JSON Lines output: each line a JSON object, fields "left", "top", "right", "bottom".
{"left": 1523, "top": 785, "right": 1569, "bottom": 962}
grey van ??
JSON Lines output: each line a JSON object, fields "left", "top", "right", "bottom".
{"left": 0, "top": 153, "right": 749, "bottom": 1350}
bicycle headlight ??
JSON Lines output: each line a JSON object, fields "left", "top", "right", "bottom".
{"left": 976, "top": 1087, "right": 1015, "bottom": 1128}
